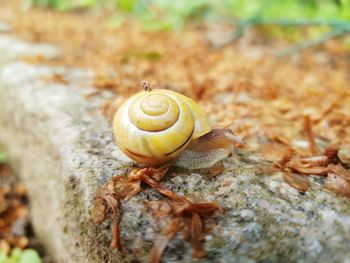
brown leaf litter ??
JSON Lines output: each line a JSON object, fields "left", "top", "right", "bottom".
{"left": 0, "top": 165, "right": 31, "bottom": 252}
{"left": 1, "top": 1, "right": 350, "bottom": 261}
{"left": 92, "top": 167, "right": 223, "bottom": 263}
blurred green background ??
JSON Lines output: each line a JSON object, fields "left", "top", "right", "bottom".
{"left": 27, "top": 0, "right": 350, "bottom": 31}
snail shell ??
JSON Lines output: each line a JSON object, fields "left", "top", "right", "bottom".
{"left": 113, "top": 89, "right": 212, "bottom": 165}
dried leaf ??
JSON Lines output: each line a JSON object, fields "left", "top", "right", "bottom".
{"left": 0, "top": 165, "right": 32, "bottom": 250}
{"left": 129, "top": 168, "right": 224, "bottom": 261}
{"left": 285, "top": 161, "right": 329, "bottom": 175}
{"left": 283, "top": 171, "right": 310, "bottom": 192}
{"left": 326, "top": 172, "right": 350, "bottom": 197}
{"left": 93, "top": 175, "right": 129, "bottom": 251}
{"left": 304, "top": 115, "right": 321, "bottom": 156}
{"left": 328, "top": 163, "right": 350, "bottom": 182}
{"left": 261, "top": 142, "right": 289, "bottom": 162}
{"left": 324, "top": 146, "right": 342, "bottom": 165}
{"left": 175, "top": 202, "right": 222, "bottom": 217}
{"left": 146, "top": 200, "right": 172, "bottom": 219}
{"left": 257, "top": 163, "right": 279, "bottom": 175}
{"left": 299, "top": 156, "right": 330, "bottom": 166}
{"left": 130, "top": 168, "right": 188, "bottom": 203}
{"left": 150, "top": 219, "right": 182, "bottom": 263}
{"left": 122, "top": 179, "right": 142, "bottom": 201}
{"left": 276, "top": 147, "right": 294, "bottom": 167}
{"left": 149, "top": 165, "right": 170, "bottom": 181}
{"left": 182, "top": 217, "right": 191, "bottom": 242}
{"left": 91, "top": 197, "right": 107, "bottom": 223}
{"left": 103, "top": 195, "right": 121, "bottom": 250}
{"left": 190, "top": 213, "right": 206, "bottom": 259}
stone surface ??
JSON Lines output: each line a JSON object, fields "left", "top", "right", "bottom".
{"left": 1, "top": 29, "right": 350, "bottom": 263}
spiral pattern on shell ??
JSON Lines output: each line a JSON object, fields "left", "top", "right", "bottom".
{"left": 113, "top": 89, "right": 212, "bottom": 165}
{"left": 128, "top": 93, "right": 180, "bottom": 132}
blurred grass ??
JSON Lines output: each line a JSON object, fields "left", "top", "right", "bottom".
{"left": 24, "top": 0, "right": 350, "bottom": 46}
{"left": 0, "top": 151, "right": 6, "bottom": 164}
{"left": 27, "top": 0, "right": 350, "bottom": 21}
{"left": 0, "top": 248, "right": 41, "bottom": 263}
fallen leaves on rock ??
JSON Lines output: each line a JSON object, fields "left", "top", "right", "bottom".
{"left": 92, "top": 167, "right": 223, "bottom": 263}
{"left": 1, "top": 1, "right": 350, "bottom": 261}
{"left": 1, "top": 2, "right": 349, "bottom": 155}
{"left": 277, "top": 123, "right": 350, "bottom": 197}
{"left": 282, "top": 172, "right": 310, "bottom": 193}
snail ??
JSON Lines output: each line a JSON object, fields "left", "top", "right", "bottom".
{"left": 113, "top": 82, "right": 243, "bottom": 168}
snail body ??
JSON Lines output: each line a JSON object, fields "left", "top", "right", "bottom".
{"left": 113, "top": 87, "right": 243, "bottom": 167}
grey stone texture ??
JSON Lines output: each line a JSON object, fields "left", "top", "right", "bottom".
{"left": 1, "top": 29, "right": 350, "bottom": 263}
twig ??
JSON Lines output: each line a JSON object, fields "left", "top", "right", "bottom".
{"left": 225, "top": 18, "right": 350, "bottom": 56}
{"left": 304, "top": 115, "right": 322, "bottom": 156}
{"left": 245, "top": 18, "right": 350, "bottom": 28}
{"left": 277, "top": 28, "right": 346, "bottom": 57}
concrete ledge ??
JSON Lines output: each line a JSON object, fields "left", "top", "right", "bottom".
{"left": 1, "top": 32, "right": 350, "bottom": 263}
{"left": 0, "top": 61, "right": 121, "bottom": 262}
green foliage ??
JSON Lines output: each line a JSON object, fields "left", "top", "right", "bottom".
{"left": 215, "top": 0, "right": 350, "bottom": 21}
{"left": 26, "top": 0, "right": 350, "bottom": 30}
{"left": 0, "top": 248, "right": 41, "bottom": 263}
{"left": 116, "top": 0, "right": 137, "bottom": 12}
{"left": 29, "top": 0, "right": 101, "bottom": 10}
{"left": 0, "top": 151, "right": 6, "bottom": 164}
{"left": 121, "top": 50, "right": 161, "bottom": 63}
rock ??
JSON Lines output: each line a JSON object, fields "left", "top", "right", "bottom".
{"left": 0, "top": 22, "right": 11, "bottom": 33}
{"left": 1, "top": 32, "right": 350, "bottom": 263}
{"left": 11, "top": 218, "right": 28, "bottom": 236}
{"left": 0, "top": 35, "right": 59, "bottom": 63}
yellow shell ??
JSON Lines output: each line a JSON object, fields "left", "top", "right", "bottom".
{"left": 113, "top": 89, "right": 212, "bottom": 165}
